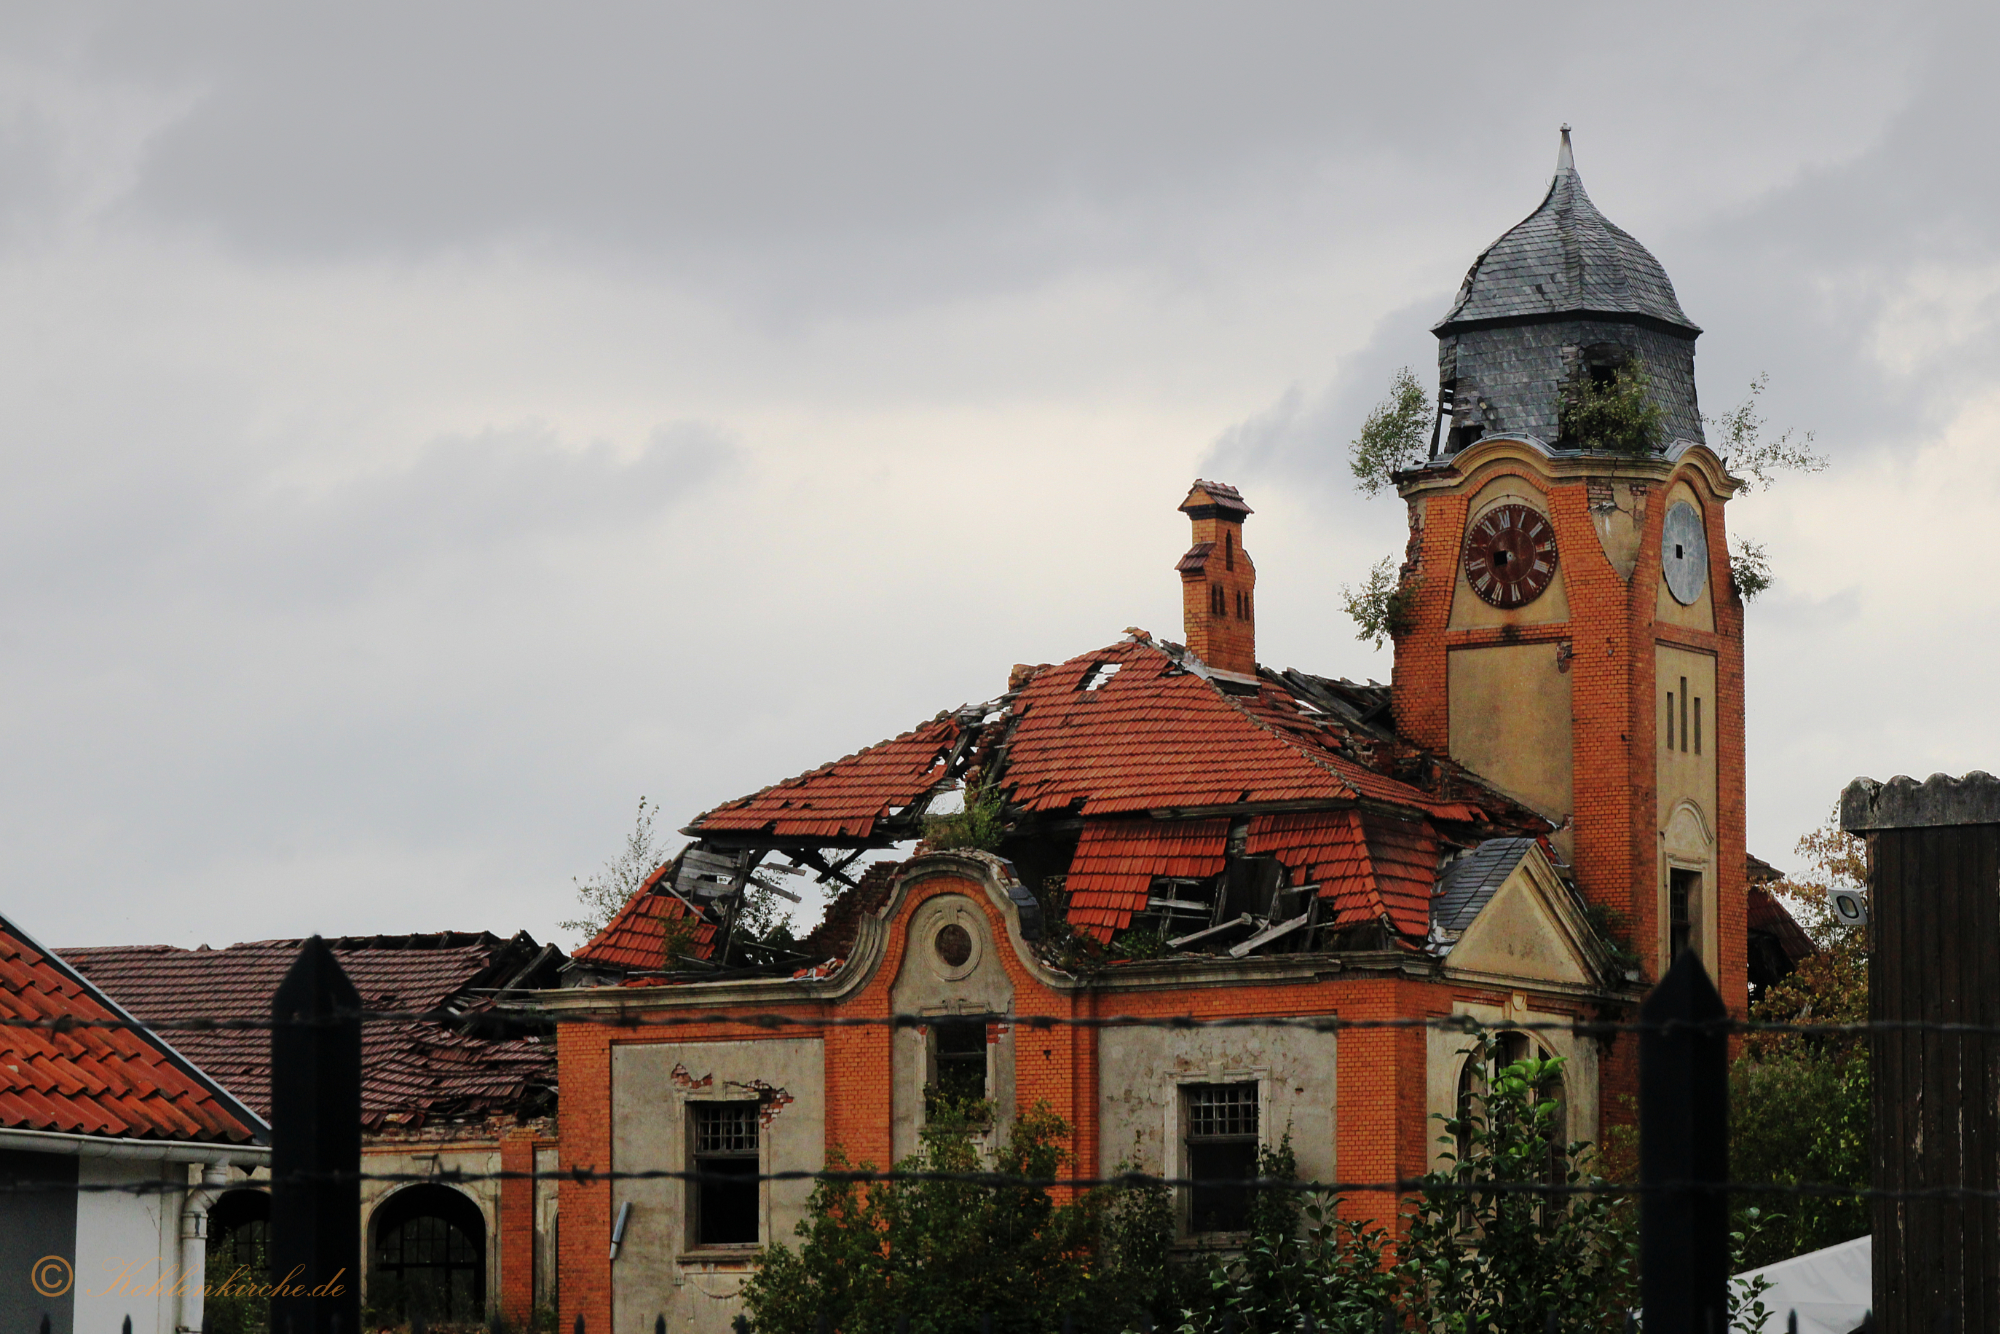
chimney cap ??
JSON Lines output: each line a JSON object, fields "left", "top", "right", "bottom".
{"left": 1179, "top": 479, "right": 1252, "bottom": 519}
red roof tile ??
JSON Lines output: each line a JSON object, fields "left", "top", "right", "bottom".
{"left": 691, "top": 716, "right": 962, "bottom": 840}
{"left": 1000, "top": 642, "right": 1482, "bottom": 820}
{"left": 1065, "top": 818, "right": 1229, "bottom": 940}
{"left": 65, "top": 932, "right": 557, "bottom": 1129}
{"left": 1245, "top": 810, "right": 1435, "bottom": 937}
{"left": 1, "top": 915, "right": 263, "bottom": 1145}
{"left": 573, "top": 872, "right": 720, "bottom": 971}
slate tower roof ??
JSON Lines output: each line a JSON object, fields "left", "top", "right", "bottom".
{"left": 1432, "top": 128, "right": 1704, "bottom": 454}
{"left": 1437, "top": 129, "right": 1698, "bottom": 337}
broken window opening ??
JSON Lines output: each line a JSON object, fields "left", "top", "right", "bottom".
{"left": 1210, "top": 584, "right": 1226, "bottom": 617}
{"left": 691, "top": 1101, "right": 760, "bottom": 1247}
{"left": 1185, "top": 1082, "right": 1260, "bottom": 1235}
{"left": 1669, "top": 867, "right": 1700, "bottom": 963}
{"left": 927, "top": 1019, "right": 988, "bottom": 1114}
{"left": 1694, "top": 697, "right": 1702, "bottom": 755}
{"left": 1665, "top": 692, "right": 1674, "bottom": 751}
{"left": 1225, "top": 530, "right": 1235, "bottom": 572}
{"left": 1679, "top": 677, "right": 1689, "bottom": 754}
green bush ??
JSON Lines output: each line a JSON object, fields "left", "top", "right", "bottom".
{"left": 1559, "top": 361, "right": 1664, "bottom": 454}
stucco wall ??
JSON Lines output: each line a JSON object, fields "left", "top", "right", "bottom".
{"left": 889, "top": 892, "right": 1016, "bottom": 1164}
{"left": 1447, "top": 641, "right": 1574, "bottom": 823}
{"left": 1655, "top": 643, "right": 1719, "bottom": 974}
{"left": 1096, "top": 1023, "right": 1337, "bottom": 1232}
{"left": 1424, "top": 999, "right": 1601, "bottom": 1174}
{"left": 74, "top": 1159, "right": 178, "bottom": 1334}
{"left": 610, "top": 1037, "right": 825, "bottom": 1334}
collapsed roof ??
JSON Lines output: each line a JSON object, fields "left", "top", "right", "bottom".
{"left": 66, "top": 930, "right": 563, "bottom": 1131}
{"left": 572, "top": 631, "right": 1560, "bottom": 981}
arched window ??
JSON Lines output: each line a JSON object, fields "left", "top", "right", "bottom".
{"left": 1456, "top": 1032, "right": 1568, "bottom": 1176}
{"left": 370, "top": 1184, "right": 486, "bottom": 1322}
{"left": 205, "top": 1190, "right": 271, "bottom": 1334}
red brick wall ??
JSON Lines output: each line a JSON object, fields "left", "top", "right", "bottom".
{"left": 499, "top": 1128, "right": 537, "bottom": 1323}
{"left": 1181, "top": 514, "right": 1257, "bottom": 676}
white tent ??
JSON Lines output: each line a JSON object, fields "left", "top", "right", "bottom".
{"left": 1734, "top": 1234, "right": 1871, "bottom": 1333}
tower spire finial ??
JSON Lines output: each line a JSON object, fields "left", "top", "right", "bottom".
{"left": 1557, "top": 124, "right": 1574, "bottom": 174}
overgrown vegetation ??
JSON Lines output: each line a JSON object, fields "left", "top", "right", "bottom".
{"left": 747, "top": 1043, "right": 1659, "bottom": 1333}
{"left": 1730, "top": 538, "right": 1773, "bottom": 601}
{"left": 1339, "top": 556, "right": 1417, "bottom": 650}
{"left": 922, "top": 779, "right": 1009, "bottom": 852}
{"left": 1559, "top": 359, "right": 1665, "bottom": 453}
{"left": 560, "top": 795, "right": 671, "bottom": 942}
{"left": 1348, "top": 366, "right": 1432, "bottom": 496}
{"left": 1707, "top": 373, "right": 1827, "bottom": 491}
{"left": 1398, "top": 1039, "right": 1637, "bottom": 1331}
{"left": 1730, "top": 817, "right": 1871, "bottom": 1269}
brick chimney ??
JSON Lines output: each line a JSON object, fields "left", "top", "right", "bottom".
{"left": 1176, "top": 480, "right": 1256, "bottom": 676}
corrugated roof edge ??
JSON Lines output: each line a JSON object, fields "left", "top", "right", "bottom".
{"left": 3, "top": 911, "right": 271, "bottom": 1146}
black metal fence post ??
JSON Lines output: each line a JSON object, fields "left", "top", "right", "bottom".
{"left": 269, "top": 937, "right": 362, "bottom": 1334}
{"left": 1639, "top": 948, "right": 1729, "bottom": 1332}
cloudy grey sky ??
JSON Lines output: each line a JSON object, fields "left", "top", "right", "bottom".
{"left": 2, "top": 3, "right": 1992, "bottom": 949}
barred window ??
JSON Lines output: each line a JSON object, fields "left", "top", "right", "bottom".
{"left": 1184, "top": 1082, "right": 1259, "bottom": 1234}
{"left": 691, "top": 1101, "right": 760, "bottom": 1247}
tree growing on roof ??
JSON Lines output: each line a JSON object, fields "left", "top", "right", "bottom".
{"left": 1348, "top": 367, "right": 1432, "bottom": 497}
{"left": 1729, "top": 816, "right": 1870, "bottom": 1268}
{"left": 560, "top": 796, "right": 672, "bottom": 943}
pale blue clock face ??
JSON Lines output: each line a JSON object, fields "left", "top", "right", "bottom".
{"left": 1663, "top": 501, "right": 1707, "bottom": 605}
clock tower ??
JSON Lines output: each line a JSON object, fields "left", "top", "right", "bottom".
{"left": 1390, "top": 129, "right": 1747, "bottom": 1011}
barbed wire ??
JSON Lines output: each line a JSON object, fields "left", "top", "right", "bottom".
{"left": 0, "top": 1007, "right": 1955, "bottom": 1039}
{"left": 2, "top": 1163, "right": 1992, "bottom": 1201}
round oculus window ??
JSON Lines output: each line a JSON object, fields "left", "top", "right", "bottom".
{"left": 1662, "top": 501, "right": 1708, "bottom": 605}
{"left": 934, "top": 923, "right": 973, "bottom": 968}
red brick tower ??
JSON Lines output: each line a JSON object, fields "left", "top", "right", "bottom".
{"left": 1388, "top": 131, "right": 1747, "bottom": 1015}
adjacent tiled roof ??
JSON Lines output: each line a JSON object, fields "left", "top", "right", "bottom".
{"left": 0, "top": 914, "right": 263, "bottom": 1145}
{"left": 66, "top": 932, "right": 558, "bottom": 1130}
{"left": 1746, "top": 884, "right": 1815, "bottom": 965}
{"left": 573, "top": 862, "right": 720, "bottom": 970}
{"left": 1001, "top": 641, "right": 1487, "bottom": 820}
{"left": 1431, "top": 838, "right": 1540, "bottom": 934}
{"left": 1436, "top": 140, "right": 1697, "bottom": 335}
{"left": 691, "top": 716, "right": 961, "bottom": 840}
{"left": 1066, "top": 818, "right": 1229, "bottom": 937}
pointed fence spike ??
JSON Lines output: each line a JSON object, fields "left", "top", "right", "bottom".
{"left": 981, "top": 1315, "right": 993, "bottom": 1334}
{"left": 1789, "top": 1311, "right": 1798, "bottom": 1334}
{"left": 575, "top": 1315, "right": 586, "bottom": 1334}
{"left": 897, "top": 1317, "right": 909, "bottom": 1334}
{"left": 736, "top": 1318, "right": 754, "bottom": 1334}
{"left": 39, "top": 1315, "right": 49, "bottom": 1334}
{"left": 817, "top": 1314, "right": 831, "bottom": 1334}
{"left": 657, "top": 1318, "right": 667, "bottom": 1334}
{"left": 124, "top": 1318, "right": 133, "bottom": 1334}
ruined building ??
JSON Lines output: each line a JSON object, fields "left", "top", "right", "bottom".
{"left": 551, "top": 132, "right": 1761, "bottom": 1334}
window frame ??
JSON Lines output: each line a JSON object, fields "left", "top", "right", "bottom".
{"left": 687, "top": 1099, "right": 763, "bottom": 1251}
{"left": 1179, "top": 1080, "right": 1263, "bottom": 1240}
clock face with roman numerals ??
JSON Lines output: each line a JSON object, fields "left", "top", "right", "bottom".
{"left": 1462, "top": 503, "right": 1559, "bottom": 608}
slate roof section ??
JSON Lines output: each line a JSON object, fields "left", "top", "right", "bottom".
{"left": 0, "top": 913, "right": 263, "bottom": 1145}
{"left": 66, "top": 932, "right": 560, "bottom": 1130}
{"left": 1431, "top": 837, "right": 1540, "bottom": 934}
{"left": 1436, "top": 131, "right": 1698, "bottom": 336}
{"left": 691, "top": 716, "right": 961, "bottom": 841}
